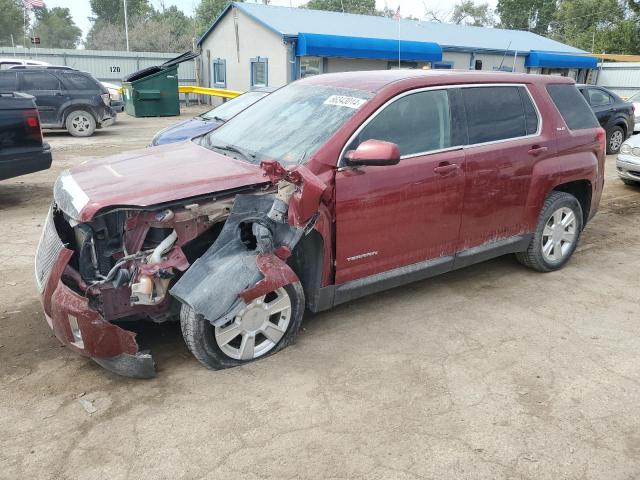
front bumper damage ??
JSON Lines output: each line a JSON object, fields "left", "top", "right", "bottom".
{"left": 37, "top": 160, "right": 326, "bottom": 378}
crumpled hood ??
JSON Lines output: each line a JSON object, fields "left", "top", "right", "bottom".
{"left": 152, "top": 117, "right": 224, "bottom": 146}
{"left": 54, "top": 140, "right": 267, "bottom": 222}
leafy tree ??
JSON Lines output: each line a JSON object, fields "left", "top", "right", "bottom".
{"left": 451, "top": 1, "right": 495, "bottom": 26}
{"left": 425, "top": 1, "right": 494, "bottom": 26}
{"left": 551, "top": 0, "right": 638, "bottom": 54}
{"left": 32, "top": 7, "right": 82, "bottom": 48}
{"left": 89, "top": 0, "right": 152, "bottom": 24}
{"left": 496, "top": 0, "right": 557, "bottom": 35}
{"left": 302, "top": 0, "right": 379, "bottom": 16}
{"left": 195, "top": 0, "right": 240, "bottom": 36}
{"left": 0, "top": 0, "right": 27, "bottom": 47}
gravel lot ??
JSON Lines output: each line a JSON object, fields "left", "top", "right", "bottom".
{"left": 1, "top": 108, "right": 640, "bottom": 480}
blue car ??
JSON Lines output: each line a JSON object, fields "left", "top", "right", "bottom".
{"left": 150, "top": 87, "right": 274, "bottom": 146}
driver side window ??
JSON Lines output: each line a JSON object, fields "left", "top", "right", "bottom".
{"left": 347, "top": 89, "right": 453, "bottom": 158}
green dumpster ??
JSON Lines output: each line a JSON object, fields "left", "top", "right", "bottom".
{"left": 122, "top": 51, "right": 199, "bottom": 118}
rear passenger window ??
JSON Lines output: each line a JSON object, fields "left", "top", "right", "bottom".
{"left": 0, "top": 72, "right": 18, "bottom": 91}
{"left": 462, "top": 86, "right": 532, "bottom": 144}
{"left": 21, "top": 72, "right": 61, "bottom": 91}
{"left": 587, "top": 88, "right": 612, "bottom": 107}
{"left": 520, "top": 88, "right": 539, "bottom": 135}
{"left": 64, "top": 73, "right": 99, "bottom": 91}
{"left": 350, "top": 89, "right": 453, "bottom": 157}
{"left": 546, "top": 84, "right": 599, "bottom": 130}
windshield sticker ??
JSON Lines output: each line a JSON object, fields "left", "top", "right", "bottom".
{"left": 323, "top": 95, "right": 367, "bottom": 109}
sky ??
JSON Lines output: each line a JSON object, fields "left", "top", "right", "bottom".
{"left": 41, "top": 0, "right": 498, "bottom": 42}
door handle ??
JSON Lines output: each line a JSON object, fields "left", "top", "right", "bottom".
{"left": 528, "top": 145, "right": 548, "bottom": 156}
{"left": 433, "top": 162, "right": 459, "bottom": 175}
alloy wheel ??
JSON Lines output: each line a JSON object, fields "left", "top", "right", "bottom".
{"left": 214, "top": 288, "right": 292, "bottom": 360}
{"left": 541, "top": 207, "right": 577, "bottom": 263}
{"left": 609, "top": 130, "right": 624, "bottom": 152}
{"left": 71, "top": 115, "right": 91, "bottom": 133}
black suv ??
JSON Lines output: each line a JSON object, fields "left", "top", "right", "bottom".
{"left": 577, "top": 84, "right": 634, "bottom": 154}
{"left": 0, "top": 67, "right": 115, "bottom": 137}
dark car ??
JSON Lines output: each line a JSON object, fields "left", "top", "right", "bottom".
{"left": 150, "top": 87, "right": 274, "bottom": 146}
{"left": 0, "top": 92, "right": 52, "bottom": 180}
{"left": 38, "top": 71, "right": 605, "bottom": 378}
{"left": 0, "top": 66, "right": 116, "bottom": 137}
{"left": 577, "top": 84, "right": 634, "bottom": 154}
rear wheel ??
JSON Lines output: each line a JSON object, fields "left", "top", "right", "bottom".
{"left": 607, "top": 126, "right": 624, "bottom": 154}
{"left": 516, "top": 191, "right": 583, "bottom": 272}
{"left": 180, "top": 282, "right": 305, "bottom": 370}
{"left": 65, "top": 109, "right": 96, "bottom": 137}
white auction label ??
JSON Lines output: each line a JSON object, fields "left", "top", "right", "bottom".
{"left": 323, "top": 95, "right": 367, "bottom": 109}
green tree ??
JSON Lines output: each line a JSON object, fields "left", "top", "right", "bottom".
{"left": 551, "top": 0, "right": 637, "bottom": 53}
{"left": 0, "top": 0, "right": 27, "bottom": 47}
{"left": 89, "top": 0, "right": 152, "bottom": 24}
{"left": 451, "top": 1, "right": 495, "bottom": 26}
{"left": 301, "top": 0, "right": 378, "bottom": 16}
{"left": 32, "top": 7, "right": 82, "bottom": 48}
{"left": 496, "top": 0, "right": 557, "bottom": 35}
{"left": 195, "top": 0, "right": 240, "bottom": 36}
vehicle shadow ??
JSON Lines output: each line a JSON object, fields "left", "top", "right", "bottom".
{"left": 0, "top": 183, "right": 53, "bottom": 209}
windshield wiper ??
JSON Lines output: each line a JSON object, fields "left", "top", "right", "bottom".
{"left": 201, "top": 115, "right": 226, "bottom": 122}
{"left": 209, "top": 143, "right": 256, "bottom": 162}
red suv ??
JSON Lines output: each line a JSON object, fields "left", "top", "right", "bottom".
{"left": 36, "top": 71, "right": 605, "bottom": 378}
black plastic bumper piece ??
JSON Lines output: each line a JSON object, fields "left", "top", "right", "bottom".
{"left": 93, "top": 352, "right": 156, "bottom": 379}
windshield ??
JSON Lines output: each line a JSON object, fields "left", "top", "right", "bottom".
{"left": 202, "top": 91, "right": 269, "bottom": 121}
{"left": 200, "top": 84, "right": 373, "bottom": 165}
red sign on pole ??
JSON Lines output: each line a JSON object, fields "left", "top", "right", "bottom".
{"left": 30, "top": 36, "right": 40, "bottom": 45}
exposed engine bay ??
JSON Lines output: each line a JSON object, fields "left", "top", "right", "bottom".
{"left": 48, "top": 160, "right": 327, "bottom": 378}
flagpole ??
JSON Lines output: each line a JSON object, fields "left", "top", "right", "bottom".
{"left": 398, "top": 19, "right": 401, "bottom": 68}
{"left": 124, "top": 0, "right": 130, "bottom": 52}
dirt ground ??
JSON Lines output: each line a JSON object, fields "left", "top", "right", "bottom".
{"left": 1, "top": 107, "right": 640, "bottom": 480}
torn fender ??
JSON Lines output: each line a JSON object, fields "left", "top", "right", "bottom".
{"left": 169, "top": 194, "right": 302, "bottom": 325}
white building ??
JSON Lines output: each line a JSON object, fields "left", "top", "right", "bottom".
{"left": 197, "top": 2, "right": 597, "bottom": 92}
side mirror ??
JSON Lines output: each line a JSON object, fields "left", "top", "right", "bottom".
{"left": 345, "top": 139, "right": 400, "bottom": 167}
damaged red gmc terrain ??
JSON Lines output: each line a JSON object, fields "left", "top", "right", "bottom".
{"left": 36, "top": 70, "right": 605, "bottom": 378}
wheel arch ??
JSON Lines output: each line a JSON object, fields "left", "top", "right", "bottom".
{"left": 552, "top": 179, "right": 592, "bottom": 227}
{"left": 288, "top": 229, "right": 326, "bottom": 313}
{"left": 62, "top": 104, "right": 99, "bottom": 124}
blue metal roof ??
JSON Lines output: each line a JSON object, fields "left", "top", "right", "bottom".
{"left": 297, "top": 33, "right": 442, "bottom": 62}
{"left": 199, "top": 2, "right": 587, "bottom": 56}
{"left": 525, "top": 51, "right": 598, "bottom": 69}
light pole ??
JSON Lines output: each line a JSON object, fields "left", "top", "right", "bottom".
{"left": 124, "top": 0, "right": 130, "bottom": 51}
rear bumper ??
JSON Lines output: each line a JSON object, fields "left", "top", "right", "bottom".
{"left": 36, "top": 210, "right": 155, "bottom": 378}
{"left": 110, "top": 101, "right": 125, "bottom": 113}
{"left": 0, "top": 144, "right": 52, "bottom": 181}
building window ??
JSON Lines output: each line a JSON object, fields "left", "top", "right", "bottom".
{"left": 250, "top": 57, "right": 268, "bottom": 87}
{"left": 433, "top": 61, "right": 454, "bottom": 69}
{"left": 300, "top": 57, "right": 322, "bottom": 78}
{"left": 212, "top": 58, "right": 226, "bottom": 87}
{"left": 387, "top": 61, "right": 419, "bottom": 70}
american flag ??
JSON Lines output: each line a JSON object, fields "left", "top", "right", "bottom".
{"left": 23, "top": 0, "right": 45, "bottom": 9}
{"left": 394, "top": 5, "right": 401, "bottom": 20}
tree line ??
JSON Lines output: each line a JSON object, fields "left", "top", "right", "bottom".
{"left": 0, "top": 0, "right": 638, "bottom": 54}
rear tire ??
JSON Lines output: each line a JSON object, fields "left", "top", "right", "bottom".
{"left": 180, "top": 282, "right": 305, "bottom": 370}
{"left": 607, "top": 126, "right": 624, "bottom": 154}
{"left": 65, "top": 109, "right": 96, "bottom": 137}
{"left": 516, "top": 191, "right": 583, "bottom": 272}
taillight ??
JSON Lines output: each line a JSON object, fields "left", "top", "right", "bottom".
{"left": 596, "top": 128, "right": 606, "bottom": 155}
{"left": 23, "top": 109, "right": 42, "bottom": 142}
{"left": 101, "top": 93, "right": 110, "bottom": 106}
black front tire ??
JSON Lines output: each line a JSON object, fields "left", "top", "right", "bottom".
{"left": 516, "top": 191, "right": 583, "bottom": 272}
{"left": 180, "top": 282, "right": 305, "bottom": 370}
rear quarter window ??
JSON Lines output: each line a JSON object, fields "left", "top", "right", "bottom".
{"left": 63, "top": 73, "right": 100, "bottom": 91}
{"left": 546, "top": 84, "right": 599, "bottom": 130}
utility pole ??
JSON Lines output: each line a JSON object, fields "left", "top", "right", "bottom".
{"left": 124, "top": 0, "right": 130, "bottom": 52}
